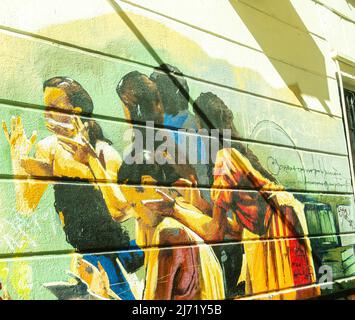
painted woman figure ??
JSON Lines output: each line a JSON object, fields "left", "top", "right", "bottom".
{"left": 149, "top": 92, "right": 320, "bottom": 299}
{"left": 146, "top": 71, "right": 242, "bottom": 296}
{"left": 2, "top": 77, "right": 142, "bottom": 300}
{"left": 150, "top": 64, "right": 209, "bottom": 187}
{"left": 61, "top": 72, "right": 225, "bottom": 299}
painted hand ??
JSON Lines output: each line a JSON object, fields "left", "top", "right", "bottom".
{"left": 2, "top": 116, "right": 37, "bottom": 160}
{"left": 141, "top": 189, "right": 177, "bottom": 217}
{"left": 172, "top": 176, "right": 211, "bottom": 214}
{"left": 45, "top": 117, "right": 77, "bottom": 137}
{"left": 57, "top": 117, "right": 96, "bottom": 165}
{"left": 172, "top": 176, "right": 199, "bottom": 203}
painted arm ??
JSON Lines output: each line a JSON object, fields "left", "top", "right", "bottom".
{"left": 16, "top": 136, "right": 107, "bottom": 215}
{"left": 87, "top": 154, "right": 134, "bottom": 222}
{"left": 144, "top": 191, "right": 231, "bottom": 242}
{"left": 174, "top": 200, "right": 243, "bottom": 241}
{"left": 173, "top": 197, "right": 229, "bottom": 242}
{"left": 56, "top": 131, "right": 134, "bottom": 222}
{"left": 143, "top": 147, "right": 252, "bottom": 242}
{"left": 2, "top": 117, "right": 50, "bottom": 215}
{"left": 52, "top": 146, "right": 94, "bottom": 180}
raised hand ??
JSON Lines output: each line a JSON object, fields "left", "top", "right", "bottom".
{"left": 45, "top": 118, "right": 77, "bottom": 137}
{"left": 172, "top": 176, "right": 198, "bottom": 202}
{"left": 141, "top": 189, "right": 177, "bottom": 216}
{"left": 2, "top": 116, "right": 37, "bottom": 160}
{"left": 57, "top": 116, "right": 96, "bottom": 165}
{"left": 172, "top": 175, "right": 211, "bottom": 213}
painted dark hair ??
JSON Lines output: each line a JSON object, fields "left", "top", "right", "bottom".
{"left": 43, "top": 77, "right": 111, "bottom": 146}
{"left": 150, "top": 64, "right": 189, "bottom": 116}
{"left": 116, "top": 71, "right": 163, "bottom": 124}
{"left": 193, "top": 92, "right": 237, "bottom": 135}
{"left": 116, "top": 71, "right": 196, "bottom": 185}
{"left": 194, "top": 92, "right": 276, "bottom": 183}
{"left": 43, "top": 77, "right": 94, "bottom": 115}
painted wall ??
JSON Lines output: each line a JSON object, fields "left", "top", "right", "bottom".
{"left": 0, "top": 0, "right": 354, "bottom": 300}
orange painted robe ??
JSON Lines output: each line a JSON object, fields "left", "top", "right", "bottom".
{"left": 211, "top": 148, "right": 320, "bottom": 299}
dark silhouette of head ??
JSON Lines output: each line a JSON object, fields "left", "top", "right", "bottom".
{"left": 193, "top": 92, "right": 238, "bottom": 135}
{"left": 150, "top": 64, "right": 189, "bottom": 116}
{"left": 116, "top": 71, "right": 164, "bottom": 124}
{"left": 193, "top": 92, "right": 276, "bottom": 182}
{"left": 117, "top": 71, "right": 197, "bottom": 185}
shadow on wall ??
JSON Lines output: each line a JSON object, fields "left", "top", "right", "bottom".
{"left": 228, "top": 0, "right": 332, "bottom": 115}
{"left": 346, "top": 0, "right": 355, "bottom": 9}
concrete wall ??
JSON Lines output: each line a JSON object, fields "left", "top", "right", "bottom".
{"left": 0, "top": 0, "right": 354, "bottom": 300}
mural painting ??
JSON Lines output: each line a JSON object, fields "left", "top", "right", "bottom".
{"left": 0, "top": 1, "right": 354, "bottom": 300}
{"left": 0, "top": 66, "right": 353, "bottom": 300}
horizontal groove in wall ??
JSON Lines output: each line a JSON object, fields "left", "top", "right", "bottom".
{"left": 172, "top": 73, "right": 339, "bottom": 119}
{"left": 238, "top": 0, "right": 327, "bottom": 39}
{"left": 0, "top": 98, "right": 347, "bottom": 158}
{"left": 239, "top": 276, "right": 355, "bottom": 300}
{"left": 120, "top": 0, "right": 327, "bottom": 45}
{"left": 0, "top": 175, "right": 353, "bottom": 195}
{"left": 0, "top": 249, "right": 75, "bottom": 261}
{"left": 238, "top": 283, "right": 329, "bottom": 300}
{"left": 0, "top": 232, "right": 354, "bottom": 261}
{"left": 0, "top": 72, "right": 344, "bottom": 122}
{"left": 312, "top": 0, "right": 355, "bottom": 25}
{"left": 116, "top": 0, "right": 334, "bottom": 80}
{"left": 309, "top": 287, "right": 355, "bottom": 301}
{"left": 0, "top": 23, "right": 340, "bottom": 119}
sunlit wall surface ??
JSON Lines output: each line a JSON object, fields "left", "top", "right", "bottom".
{"left": 0, "top": 0, "right": 354, "bottom": 300}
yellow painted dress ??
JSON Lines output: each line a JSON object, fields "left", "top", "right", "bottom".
{"left": 211, "top": 148, "right": 320, "bottom": 299}
{"left": 120, "top": 179, "right": 225, "bottom": 300}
